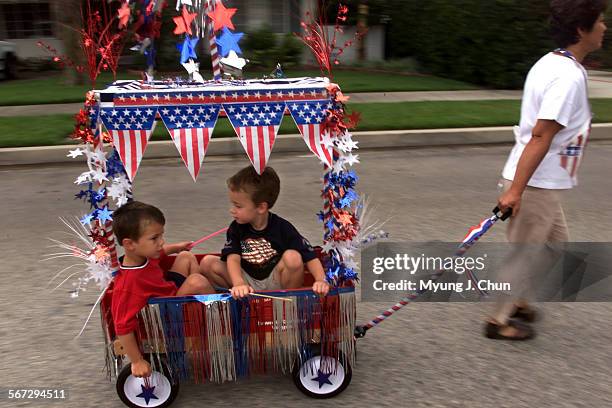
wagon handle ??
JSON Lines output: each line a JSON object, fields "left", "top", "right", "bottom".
{"left": 354, "top": 325, "right": 368, "bottom": 339}
{"left": 492, "top": 206, "right": 512, "bottom": 221}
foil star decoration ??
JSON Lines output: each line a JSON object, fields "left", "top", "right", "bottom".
{"left": 173, "top": 5, "right": 198, "bottom": 35}
{"left": 92, "top": 245, "right": 109, "bottom": 262}
{"left": 96, "top": 206, "right": 113, "bottom": 223}
{"left": 216, "top": 27, "right": 243, "bottom": 57}
{"left": 67, "top": 148, "right": 85, "bottom": 158}
{"left": 75, "top": 172, "right": 92, "bottom": 185}
{"left": 344, "top": 153, "right": 360, "bottom": 166}
{"left": 80, "top": 213, "right": 94, "bottom": 226}
{"left": 220, "top": 50, "right": 247, "bottom": 70}
{"left": 91, "top": 168, "right": 109, "bottom": 183}
{"left": 207, "top": 0, "right": 237, "bottom": 31}
{"left": 335, "top": 91, "right": 350, "bottom": 103}
{"left": 311, "top": 369, "right": 333, "bottom": 388}
{"left": 177, "top": 35, "right": 199, "bottom": 63}
{"left": 337, "top": 212, "right": 353, "bottom": 227}
{"left": 136, "top": 384, "right": 158, "bottom": 405}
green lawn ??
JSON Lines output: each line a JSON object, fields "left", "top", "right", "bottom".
{"left": 0, "top": 70, "right": 478, "bottom": 106}
{"left": 2, "top": 99, "right": 612, "bottom": 148}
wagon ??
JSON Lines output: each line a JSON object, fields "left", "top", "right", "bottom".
{"left": 80, "top": 76, "right": 360, "bottom": 407}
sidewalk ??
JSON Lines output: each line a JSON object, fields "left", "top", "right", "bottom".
{"left": 2, "top": 124, "right": 611, "bottom": 166}
{"left": 2, "top": 70, "right": 612, "bottom": 116}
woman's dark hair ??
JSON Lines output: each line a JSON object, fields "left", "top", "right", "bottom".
{"left": 550, "top": 0, "right": 608, "bottom": 47}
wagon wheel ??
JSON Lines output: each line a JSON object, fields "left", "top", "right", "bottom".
{"left": 116, "top": 360, "right": 179, "bottom": 408}
{"left": 292, "top": 349, "right": 352, "bottom": 398}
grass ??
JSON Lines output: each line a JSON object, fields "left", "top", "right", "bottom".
{"left": 0, "top": 69, "right": 478, "bottom": 106}
{"left": 3, "top": 99, "right": 612, "bottom": 148}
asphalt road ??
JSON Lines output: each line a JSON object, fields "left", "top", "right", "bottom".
{"left": 1, "top": 142, "right": 611, "bottom": 408}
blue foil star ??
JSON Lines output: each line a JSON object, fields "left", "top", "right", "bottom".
{"left": 311, "top": 369, "right": 333, "bottom": 388}
{"left": 80, "top": 213, "right": 94, "bottom": 226}
{"left": 216, "top": 27, "right": 244, "bottom": 57}
{"left": 136, "top": 384, "right": 158, "bottom": 405}
{"left": 96, "top": 206, "right": 113, "bottom": 223}
{"left": 177, "top": 35, "right": 199, "bottom": 64}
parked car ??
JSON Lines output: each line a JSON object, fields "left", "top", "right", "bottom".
{"left": 0, "top": 41, "right": 17, "bottom": 79}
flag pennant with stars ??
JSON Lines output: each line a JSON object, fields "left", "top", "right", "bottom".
{"left": 286, "top": 100, "right": 333, "bottom": 167}
{"left": 99, "top": 107, "right": 158, "bottom": 181}
{"left": 223, "top": 102, "right": 286, "bottom": 174}
{"left": 159, "top": 105, "right": 220, "bottom": 181}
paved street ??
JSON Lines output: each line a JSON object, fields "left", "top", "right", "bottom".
{"left": 1, "top": 142, "right": 611, "bottom": 407}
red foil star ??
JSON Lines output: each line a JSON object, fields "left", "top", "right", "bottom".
{"left": 173, "top": 6, "right": 198, "bottom": 35}
{"left": 207, "top": 1, "right": 237, "bottom": 32}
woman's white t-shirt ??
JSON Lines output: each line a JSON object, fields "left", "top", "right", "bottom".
{"left": 502, "top": 52, "right": 592, "bottom": 189}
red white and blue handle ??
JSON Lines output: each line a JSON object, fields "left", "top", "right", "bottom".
{"left": 354, "top": 206, "right": 512, "bottom": 338}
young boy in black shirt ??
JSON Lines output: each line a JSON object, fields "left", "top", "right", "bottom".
{"left": 200, "top": 166, "right": 330, "bottom": 298}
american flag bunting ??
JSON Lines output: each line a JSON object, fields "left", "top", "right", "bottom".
{"left": 159, "top": 105, "right": 220, "bottom": 181}
{"left": 286, "top": 100, "right": 333, "bottom": 167}
{"left": 223, "top": 102, "right": 286, "bottom": 174}
{"left": 99, "top": 107, "right": 157, "bottom": 181}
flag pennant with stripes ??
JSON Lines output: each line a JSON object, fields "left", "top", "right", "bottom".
{"left": 286, "top": 100, "right": 333, "bottom": 167}
{"left": 99, "top": 107, "right": 157, "bottom": 181}
{"left": 158, "top": 105, "right": 220, "bottom": 181}
{"left": 223, "top": 102, "right": 286, "bottom": 174}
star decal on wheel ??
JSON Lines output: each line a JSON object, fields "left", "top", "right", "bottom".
{"left": 311, "top": 369, "right": 333, "bottom": 388}
{"left": 136, "top": 384, "right": 159, "bottom": 405}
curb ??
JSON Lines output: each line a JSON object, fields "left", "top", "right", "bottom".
{"left": 1, "top": 124, "right": 611, "bottom": 166}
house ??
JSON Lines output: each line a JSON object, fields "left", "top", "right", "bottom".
{"left": 0, "top": 0, "right": 383, "bottom": 62}
{"left": 0, "top": 0, "right": 64, "bottom": 59}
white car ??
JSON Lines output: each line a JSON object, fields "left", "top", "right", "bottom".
{"left": 0, "top": 41, "right": 17, "bottom": 79}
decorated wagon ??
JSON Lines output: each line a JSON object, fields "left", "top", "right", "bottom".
{"left": 59, "top": 73, "right": 363, "bottom": 408}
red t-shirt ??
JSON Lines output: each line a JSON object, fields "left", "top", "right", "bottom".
{"left": 111, "top": 253, "right": 177, "bottom": 336}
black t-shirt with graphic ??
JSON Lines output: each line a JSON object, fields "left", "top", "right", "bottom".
{"left": 220, "top": 212, "right": 317, "bottom": 280}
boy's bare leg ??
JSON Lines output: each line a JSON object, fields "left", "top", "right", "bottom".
{"left": 176, "top": 274, "right": 215, "bottom": 295}
{"left": 199, "top": 255, "right": 232, "bottom": 288}
{"left": 276, "top": 250, "right": 304, "bottom": 289}
{"left": 170, "top": 251, "right": 201, "bottom": 277}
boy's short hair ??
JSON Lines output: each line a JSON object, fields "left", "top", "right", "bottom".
{"left": 112, "top": 201, "right": 165, "bottom": 245}
{"left": 227, "top": 166, "right": 280, "bottom": 208}
{"left": 550, "top": 0, "right": 608, "bottom": 47}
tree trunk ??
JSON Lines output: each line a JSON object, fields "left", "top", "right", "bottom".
{"left": 54, "top": 0, "right": 86, "bottom": 85}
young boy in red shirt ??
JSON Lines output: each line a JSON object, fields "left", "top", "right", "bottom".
{"left": 199, "top": 166, "right": 330, "bottom": 298}
{"left": 111, "top": 201, "right": 215, "bottom": 378}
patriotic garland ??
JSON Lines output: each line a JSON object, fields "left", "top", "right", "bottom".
{"left": 317, "top": 83, "right": 362, "bottom": 287}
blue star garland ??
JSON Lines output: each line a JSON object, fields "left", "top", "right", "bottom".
{"left": 96, "top": 205, "right": 113, "bottom": 223}
{"left": 80, "top": 213, "right": 94, "bottom": 226}
{"left": 75, "top": 183, "right": 107, "bottom": 210}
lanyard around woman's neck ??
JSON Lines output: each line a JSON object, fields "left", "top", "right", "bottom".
{"left": 553, "top": 48, "right": 579, "bottom": 63}
{"left": 552, "top": 47, "right": 590, "bottom": 103}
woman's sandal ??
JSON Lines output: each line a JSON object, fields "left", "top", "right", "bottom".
{"left": 484, "top": 319, "right": 535, "bottom": 340}
{"left": 510, "top": 305, "right": 539, "bottom": 323}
